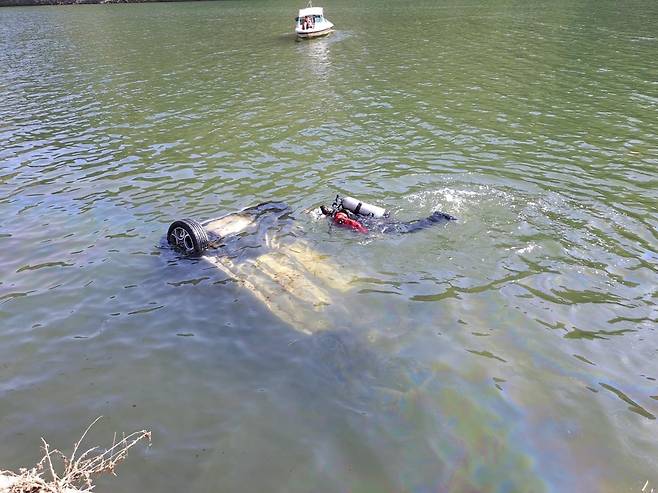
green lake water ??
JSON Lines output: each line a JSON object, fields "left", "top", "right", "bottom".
{"left": 1, "top": 0, "right": 657, "bottom": 491}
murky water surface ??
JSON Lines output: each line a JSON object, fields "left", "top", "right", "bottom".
{"left": 1, "top": 0, "right": 657, "bottom": 491}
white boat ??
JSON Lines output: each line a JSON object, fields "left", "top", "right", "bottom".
{"left": 295, "top": 3, "right": 334, "bottom": 39}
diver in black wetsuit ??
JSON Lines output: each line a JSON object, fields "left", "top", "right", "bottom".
{"left": 319, "top": 201, "right": 455, "bottom": 235}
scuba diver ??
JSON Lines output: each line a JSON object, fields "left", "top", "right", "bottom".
{"left": 319, "top": 195, "right": 456, "bottom": 234}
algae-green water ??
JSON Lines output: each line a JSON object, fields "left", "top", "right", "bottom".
{"left": 1, "top": 1, "right": 657, "bottom": 491}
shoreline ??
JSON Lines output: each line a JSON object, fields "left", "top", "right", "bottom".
{"left": 0, "top": 0, "right": 209, "bottom": 7}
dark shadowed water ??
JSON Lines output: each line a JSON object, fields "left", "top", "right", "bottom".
{"left": 1, "top": 0, "right": 657, "bottom": 491}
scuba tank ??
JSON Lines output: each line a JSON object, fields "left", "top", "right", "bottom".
{"left": 340, "top": 196, "right": 389, "bottom": 218}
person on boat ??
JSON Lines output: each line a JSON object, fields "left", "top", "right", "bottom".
{"left": 319, "top": 202, "right": 456, "bottom": 235}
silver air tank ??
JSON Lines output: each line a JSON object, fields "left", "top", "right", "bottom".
{"left": 341, "top": 196, "right": 388, "bottom": 218}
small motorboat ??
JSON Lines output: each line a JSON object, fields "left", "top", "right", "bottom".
{"left": 295, "top": 2, "right": 334, "bottom": 39}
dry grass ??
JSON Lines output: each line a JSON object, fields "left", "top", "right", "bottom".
{"left": 0, "top": 417, "right": 151, "bottom": 493}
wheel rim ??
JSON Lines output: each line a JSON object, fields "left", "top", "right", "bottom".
{"left": 171, "top": 226, "right": 195, "bottom": 253}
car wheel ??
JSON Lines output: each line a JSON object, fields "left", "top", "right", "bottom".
{"left": 167, "top": 219, "right": 209, "bottom": 255}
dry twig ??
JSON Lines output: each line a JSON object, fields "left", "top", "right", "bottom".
{"left": 0, "top": 417, "right": 151, "bottom": 493}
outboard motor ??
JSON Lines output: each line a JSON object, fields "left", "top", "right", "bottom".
{"left": 339, "top": 196, "right": 389, "bottom": 218}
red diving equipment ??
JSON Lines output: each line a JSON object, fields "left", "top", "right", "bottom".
{"left": 333, "top": 212, "right": 368, "bottom": 234}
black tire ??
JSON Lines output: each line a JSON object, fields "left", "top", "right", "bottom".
{"left": 167, "top": 219, "right": 209, "bottom": 255}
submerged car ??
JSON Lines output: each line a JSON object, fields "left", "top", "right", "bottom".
{"left": 167, "top": 202, "right": 354, "bottom": 334}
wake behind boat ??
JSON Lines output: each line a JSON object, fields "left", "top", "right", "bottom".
{"left": 295, "top": 3, "right": 334, "bottom": 39}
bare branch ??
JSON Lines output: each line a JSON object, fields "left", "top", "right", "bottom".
{"left": 0, "top": 418, "right": 150, "bottom": 493}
